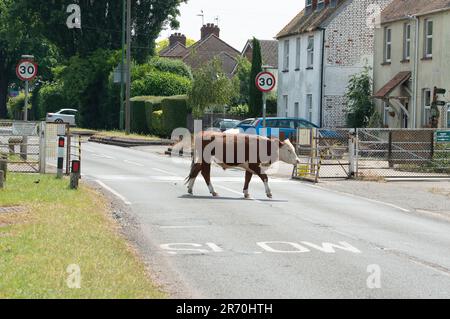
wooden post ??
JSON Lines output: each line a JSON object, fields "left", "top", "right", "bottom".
{"left": 388, "top": 131, "right": 393, "bottom": 168}
{"left": 0, "top": 154, "right": 7, "bottom": 181}
{"left": 0, "top": 170, "right": 4, "bottom": 189}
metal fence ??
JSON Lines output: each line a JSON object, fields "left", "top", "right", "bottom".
{"left": 0, "top": 121, "right": 42, "bottom": 173}
{"left": 1, "top": 121, "right": 81, "bottom": 175}
{"left": 293, "top": 128, "right": 450, "bottom": 182}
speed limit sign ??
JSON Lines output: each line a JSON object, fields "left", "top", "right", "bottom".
{"left": 16, "top": 60, "right": 38, "bottom": 81}
{"left": 255, "top": 71, "right": 276, "bottom": 93}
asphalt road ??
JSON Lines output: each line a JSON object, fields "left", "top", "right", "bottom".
{"left": 82, "top": 142, "right": 450, "bottom": 299}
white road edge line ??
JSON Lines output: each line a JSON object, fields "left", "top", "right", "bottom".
{"left": 152, "top": 168, "right": 177, "bottom": 176}
{"left": 95, "top": 180, "right": 132, "bottom": 206}
{"left": 305, "top": 184, "right": 411, "bottom": 213}
{"left": 123, "top": 160, "right": 144, "bottom": 167}
{"left": 160, "top": 226, "right": 207, "bottom": 229}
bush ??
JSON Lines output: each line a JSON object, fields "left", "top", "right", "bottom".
{"left": 159, "top": 96, "right": 189, "bottom": 137}
{"left": 229, "top": 104, "right": 249, "bottom": 117}
{"left": 148, "top": 57, "right": 192, "bottom": 79}
{"left": 7, "top": 93, "right": 26, "bottom": 119}
{"left": 36, "top": 81, "right": 74, "bottom": 119}
{"left": 152, "top": 110, "right": 163, "bottom": 134}
{"left": 131, "top": 70, "right": 191, "bottom": 97}
{"left": 129, "top": 99, "right": 148, "bottom": 134}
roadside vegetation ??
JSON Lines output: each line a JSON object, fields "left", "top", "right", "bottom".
{"left": 0, "top": 174, "right": 166, "bottom": 299}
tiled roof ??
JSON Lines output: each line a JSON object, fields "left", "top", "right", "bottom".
{"left": 244, "top": 40, "right": 279, "bottom": 68}
{"left": 276, "top": 1, "right": 346, "bottom": 39}
{"left": 160, "top": 43, "right": 188, "bottom": 58}
{"left": 374, "top": 71, "right": 411, "bottom": 98}
{"left": 382, "top": 0, "right": 450, "bottom": 23}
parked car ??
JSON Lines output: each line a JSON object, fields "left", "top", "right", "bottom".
{"left": 46, "top": 109, "right": 78, "bottom": 126}
{"left": 235, "top": 118, "right": 256, "bottom": 131}
{"left": 206, "top": 119, "right": 241, "bottom": 132}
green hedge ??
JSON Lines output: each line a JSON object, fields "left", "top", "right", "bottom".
{"left": 130, "top": 95, "right": 188, "bottom": 137}
{"left": 36, "top": 81, "right": 74, "bottom": 119}
{"left": 131, "top": 70, "right": 191, "bottom": 97}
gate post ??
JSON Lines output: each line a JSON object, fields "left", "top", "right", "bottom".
{"left": 39, "top": 122, "right": 47, "bottom": 174}
{"left": 348, "top": 129, "right": 357, "bottom": 179}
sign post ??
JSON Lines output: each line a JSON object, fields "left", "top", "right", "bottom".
{"left": 16, "top": 56, "right": 38, "bottom": 121}
{"left": 255, "top": 68, "right": 276, "bottom": 128}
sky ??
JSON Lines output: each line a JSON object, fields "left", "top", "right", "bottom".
{"left": 158, "top": 0, "right": 305, "bottom": 50}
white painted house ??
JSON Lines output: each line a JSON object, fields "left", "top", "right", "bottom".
{"left": 276, "top": 0, "right": 393, "bottom": 127}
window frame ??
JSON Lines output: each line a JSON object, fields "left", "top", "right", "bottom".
{"left": 422, "top": 88, "right": 432, "bottom": 126}
{"left": 283, "top": 39, "right": 290, "bottom": 71}
{"left": 424, "top": 19, "right": 433, "bottom": 59}
{"left": 295, "top": 37, "right": 301, "bottom": 70}
{"left": 307, "top": 36, "right": 314, "bottom": 68}
{"left": 403, "top": 23, "right": 411, "bottom": 61}
{"left": 384, "top": 27, "right": 392, "bottom": 63}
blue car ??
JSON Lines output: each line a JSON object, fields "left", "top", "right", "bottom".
{"left": 236, "top": 117, "right": 319, "bottom": 140}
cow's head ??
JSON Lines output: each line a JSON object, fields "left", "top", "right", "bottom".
{"left": 279, "top": 139, "right": 300, "bottom": 165}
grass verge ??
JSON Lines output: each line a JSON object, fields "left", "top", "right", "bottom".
{"left": 0, "top": 173, "right": 166, "bottom": 299}
{"left": 95, "top": 130, "right": 161, "bottom": 141}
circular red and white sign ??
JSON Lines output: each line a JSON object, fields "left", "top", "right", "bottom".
{"left": 16, "top": 60, "right": 38, "bottom": 81}
{"left": 255, "top": 71, "right": 276, "bottom": 93}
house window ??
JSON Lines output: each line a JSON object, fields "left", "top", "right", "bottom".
{"left": 424, "top": 19, "right": 433, "bottom": 58}
{"left": 295, "top": 37, "right": 301, "bottom": 70}
{"left": 384, "top": 27, "right": 392, "bottom": 63}
{"left": 422, "top": 89, "right": 432, "bottom": 126}
{"left": 294, "top": 102, "right": 300, "bottom": 118}
{"left": 307, "top": 36, "right": 314, "bottom": 68}
{"left": 306, "top": 94, "right": 313, "bottom": 122}
{"left": 306, "top": 0, "right": 312, "bottom": 7}
{"left": 283, "top": 40, "right": 290, "bottom": 71}
{"left": 283, "top": 95, "right": 289, "bottom": 117}
{"left": 403, "top": 23, "right": 411, "bottom": 61}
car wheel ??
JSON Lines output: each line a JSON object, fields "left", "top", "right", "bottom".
{"left": 55, "top": 119, "right": 64, "bottom": 124}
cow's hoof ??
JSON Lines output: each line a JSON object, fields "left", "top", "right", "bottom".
{"left": 187, "top": 189, "right": 193, "bottom": 195}
{"left": 212, "top": 192, "right": 219, "bottom": 197}
{"left": 267, "top": 193, "right": 273, "bottom": 199}
{"left": 244, "top": 194, "right": 250, "bottom": 199}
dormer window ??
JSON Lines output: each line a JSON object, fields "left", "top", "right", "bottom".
{"left": 306, "top": 0, "right": 313, "bottom": 7}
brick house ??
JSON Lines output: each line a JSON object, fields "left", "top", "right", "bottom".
{"left": 160, "top": 24, "right": 240, "bottom": 77}
{"left": 373, "top": 0, "right": 450, "bottom": 128}
{"left": 276, "top": 0, "right": 393, "bottom": 127}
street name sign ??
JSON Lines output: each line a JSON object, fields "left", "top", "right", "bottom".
{"left": 436, "top": 131, "right": 450, "bottom": 143}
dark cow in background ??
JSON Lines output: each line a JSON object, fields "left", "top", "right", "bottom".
{"left": 186, "top": 132, "right": 300, "bottom": 199}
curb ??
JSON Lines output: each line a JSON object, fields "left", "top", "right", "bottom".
{"left": 89, "top": 135, "right": 173, "bottom": 148}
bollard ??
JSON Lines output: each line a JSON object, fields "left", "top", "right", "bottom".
{"left": 0, "top": 170, "right": 4, "bottom": 189}
{"left": 0, "top": 154, "right": 7, "bottom": 181}
{"left": 57, "top": 136, "right": 65, "bottom": 179}
{"left": 69, "top": 160, "right": 81, "bottom": 189}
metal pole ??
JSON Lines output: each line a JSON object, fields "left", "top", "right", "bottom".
{"left": 24, "top": 81, "right": 29, "bottom": 121}
{"left": 263, "top": 92, "right": 267, "bottom": 128}
{"left": 125, "top": 0, "right": 132, "bottom": 135}
{"left": 120, "top": 0, "right": 126, "bottom": 130}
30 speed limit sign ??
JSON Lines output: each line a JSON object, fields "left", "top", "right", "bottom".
{"left": 255, "top": 72, "right": 276, "bottom": 93}
{"left": 16, "top": 60, "right": 38, "bottom": 81}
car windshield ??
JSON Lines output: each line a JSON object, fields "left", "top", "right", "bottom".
{"left": 222, "top": 121, "right": 239, "bottom": 129}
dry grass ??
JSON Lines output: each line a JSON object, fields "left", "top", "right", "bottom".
{"left": 96, "top": 130, "right": 160, "bottom": 141}
{"left": 0, "top": 174, "right": 166, "bottom": 299}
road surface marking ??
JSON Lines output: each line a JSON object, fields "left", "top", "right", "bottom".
{"left": 95, "top": 180, "right": 131, "bottom": 205}
{"left": 92, "top": 154, "right": 115, "bottom": 160}
{"left": 160, "top": 226, "right": 207, "bottom": 229}
{"left": 123, "top": 160, "right": 144, "bottom": 167}
{"left": 216, "top": 185, "right": 264, "bottom": 204}
{"left": 305, "top": 184, "right": 411, "bottom": 213}
{"left": 152, "top": 168, "right": 178, "bottom": 176}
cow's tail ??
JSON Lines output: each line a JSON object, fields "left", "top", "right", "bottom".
{"left": 184, "top": 158, "right": 196, "bottom": 185}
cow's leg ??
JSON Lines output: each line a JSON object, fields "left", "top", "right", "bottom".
{"left": 187, "top": 163, "right": 202, "bottom": 195}
{"left": 201, "top": 164, "right": 218, "bottom": 197}
{"left": 253, "top": 166, "right": 272, "bottom": 199}
{"left": 243, "top": 170, "right": 253, "bottom": 199}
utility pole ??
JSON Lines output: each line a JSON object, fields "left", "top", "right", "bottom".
{"left": 120, "top": 0, "right": 126, "bottom": 130}
{"left": 125, "top": 0, "right": 131, "bottom": 135}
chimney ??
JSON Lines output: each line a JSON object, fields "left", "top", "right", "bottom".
{"left": 169, "top": 33, "right": 186, "bottom": 48}
{"left": 201, "top": 23, "right": 220, "bottom": 39}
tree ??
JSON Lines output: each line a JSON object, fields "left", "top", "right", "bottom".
{"left": 9, "top": 0, "right": 186, "bottom": 61}
{"left": 248, "top": 38, "right": 263, "bottom": 117}
{"left": 346, "top": 67, "right": 375, "bottom": 128}
{"left": 0, "top": 0, "right": 60, "bottom": 118}
{"left": 188, "top": 58, "right": 237, "bottom": 118}
{"left": 232, "top": 56, "right": 251, "bottom": 106}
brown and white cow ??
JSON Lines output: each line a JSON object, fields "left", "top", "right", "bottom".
{"left": 185, "top": 131, "right": 300, "bottom": 198}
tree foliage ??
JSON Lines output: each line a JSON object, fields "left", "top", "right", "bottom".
{"left": 346, "top": 67, "right": 375, "bottom": 128}
{"left": 232, "top": 56, "right": 251, "bottom": 107}
{"left": 188, "top": 58, "right": 237, "bottom": 118}
{"left": 248, "top": 38, "right": 263, "bottom": 117}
